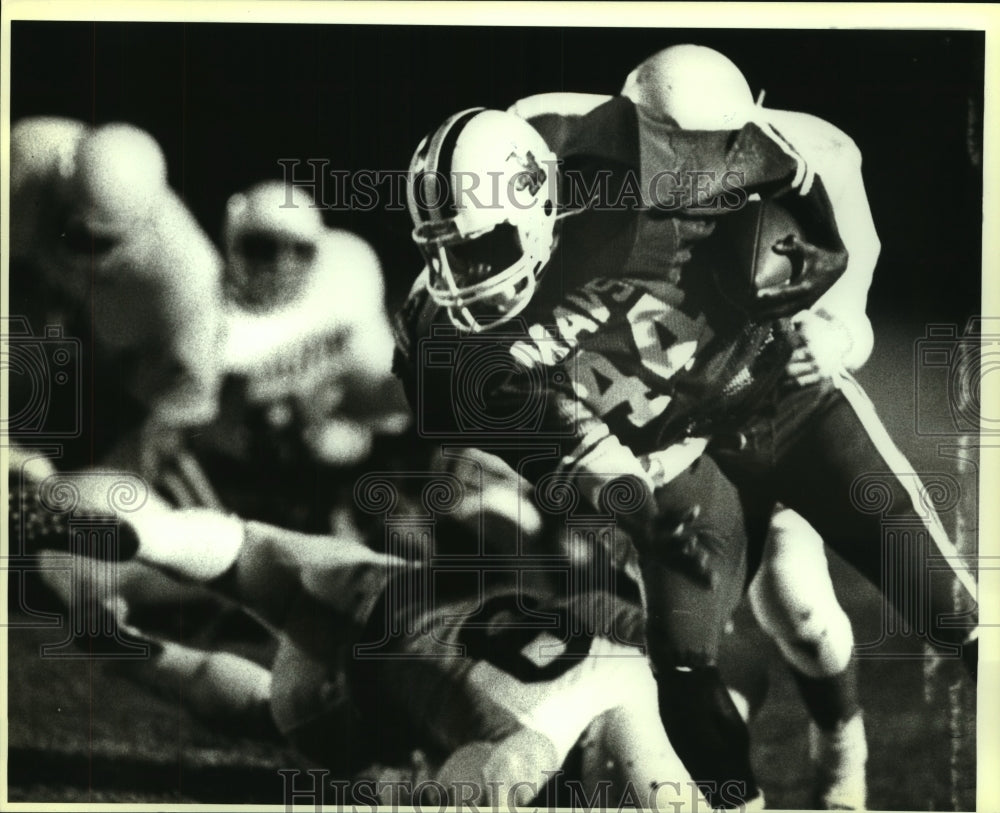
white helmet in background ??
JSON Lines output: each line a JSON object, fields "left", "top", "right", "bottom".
{"left": 72, "top": 124, "right": 223, "bottom": 428}
{"left": 11, "top": 117, "right": 88, "bottom": 259}
{"left": 622, "top": 44, "right": 759, "bottom": 130}
{"left": 12, "top": 119, "right": 225, "bottom": 428}
{"left": 69, "top": 123, "right": 170, "bottom": 242}
{"left": 223, "top": 181, "right": 325, "bottom": 311}
{"left": 407, "top": 108, "right": 558, "bottom": 333}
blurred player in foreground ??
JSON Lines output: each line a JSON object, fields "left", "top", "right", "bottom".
{"left": 10, "top": 117, "right": 224, "bottom": 469}
{"left": 8, "top": 116, "right": 276, "bottom": 732}
{"left": 23, "top": 458, "right": 727, "bottom": 811}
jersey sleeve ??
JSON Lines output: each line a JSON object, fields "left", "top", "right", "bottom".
{"left": 508, "top": 92, "right": 614, "bottom": 155}
{"left": 391, "top": 270, "right": 436, "bottom": 413}
{"left": 327, "top": 230, "right": 396, "bottom": 378}
{"left": 638, "top": 116, "right": 811, "bottom": 213}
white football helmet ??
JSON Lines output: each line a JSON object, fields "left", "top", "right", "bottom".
{"left": 622, "top": 44, "right": 759, "bottom": 130}
{"left": 407, "top": 108, "right": 558, "bottom": 333}
{"left": 10, "top": 116, "right": 88, "bottom": 265}
{"left": 223, "top": 181, "right": 325, "bottom": 311}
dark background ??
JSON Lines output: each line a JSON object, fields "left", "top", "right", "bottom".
{"left": 7, "top": 22, "right": 985, "bottom": 809}
{"left": 11, "top": 22, "right": 984, "bottom": 322}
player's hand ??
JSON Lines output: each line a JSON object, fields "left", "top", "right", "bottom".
{"left": 753, "top": 235, "right": 847, "bottom": 320}
{"left": 784, "top": 309, "right": 851, "bottom": 387}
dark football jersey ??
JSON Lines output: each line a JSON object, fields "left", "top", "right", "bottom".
{"left": 393, "top": 97, "right": 845, "bottom": 501}
{"left": 394, "top": 279, "right": 774, "bottom": 533}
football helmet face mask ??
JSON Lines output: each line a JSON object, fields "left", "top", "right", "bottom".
{"left": 224, "top": 181, "right": 324, "bottom": 311}
{"left": 407, "top": 108, "right": 558, "bottom": 333}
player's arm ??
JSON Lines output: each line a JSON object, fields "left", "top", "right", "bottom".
{"left": 480, "top": 359, "right": 666, "bottom": 554}
{"left": 765, "top": 110, "right": 880, "bottom": 378}
{"left": 507, "top": 92, "right": 613, "bottom": 155}
{"left": 391, "top": 270, "right": 438, "bottom": 414}
{"left": 805, "top": 137, "right": 879, "bottom": 371}
{"left": 652, "top": 118, "right": 817, "bottom": 211}
{"left": 515, "top": 92, "right": 814, "bottom": 205}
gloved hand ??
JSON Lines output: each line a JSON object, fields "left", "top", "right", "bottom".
{"left": 753, "top": 234, "right": 847, "bottom": 320}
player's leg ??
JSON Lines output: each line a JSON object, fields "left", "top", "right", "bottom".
{"left": 750, "top": 506, "right": 866, "bottom": 809}
{"left": 92, "top": 506, "right": 404, "bottom": 637}
{"left": 578, "top": 689, "right": 715, "bottom": 811}
{"left": 635, "top": 454, "right": 764, "bottom": 809}
{"left": 11, "top": 470, "right": 278, "bottom": 730}
{"left": 352, "top": 580, "right": 676, "bottom": 808}
{"left": 11, "top": 459, "right": 403, "bottom": 631}
{"left": 771, "top": 376, "right": 978, "bottom": 676}
{"left": 34, "top": 548, "right": 274, "bottom": 734}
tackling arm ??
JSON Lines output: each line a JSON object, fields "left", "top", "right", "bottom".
{"left": 507, "top": 92, "right": 612, "bottom": 155}
{"left": 763, "top": 109, "right": 880, "bottom": 370}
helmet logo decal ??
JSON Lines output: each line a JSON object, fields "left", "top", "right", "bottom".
{"left": 508, "top": 150, "right": 547, "bottom": 196}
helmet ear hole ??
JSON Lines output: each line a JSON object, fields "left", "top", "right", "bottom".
{"left": 543, "top": 200, "right": 553, "bottom": 217}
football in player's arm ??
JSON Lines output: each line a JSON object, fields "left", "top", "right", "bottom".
{"left": 619, "top": 44, "right": 879, "bottom": 809}
{"left": 395, "top": 57, "right": 976, "bottom": 807}
{"left": 393, "top": 99, "right": 848, "bottom": 809}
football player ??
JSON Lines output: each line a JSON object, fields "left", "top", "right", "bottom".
{"left": 395, "top": 87, "right": 977, "bottom": 808}
{"left": 191, "top": 180, "right": 409, "bottom": 531}
{"left": 620, "top": 45, "right": 975, "bottom": 808}
{"left": 19, "top": 451, "right": 719, "bottom": 811}
{"left": 511, "top": 43, "right": 874, "bottom": 808}
{"left": 394, "top": 104, "right": 841, "bottom": 809}
{"left": 8, "top": 116, "right": 275, "bottom": 731}
{"left": 10, "top": 117, "right": 226, "bottom": 464}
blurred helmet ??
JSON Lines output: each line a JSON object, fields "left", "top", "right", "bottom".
{"left": 622, "top": 44, "right": 758, "bottom": 130}
{"left": 13, "top": 119, "right": 224, "bottom": 429}
{"left": 10, "top": 116, "right": 87, "bottom": 193}
{"left": 69, "top": 123, "right": 170, "bottom": 246}
{"left": 407, "top": 108, "right": 558, "bottom": 333}
{"left": 223, "top": 181, "right": 325, "bottom": 311}
{"left": 10, "top": 116, "right": 88, "bottom": 264}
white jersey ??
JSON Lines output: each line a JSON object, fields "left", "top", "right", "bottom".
{"left": 759, "top": 108, "right": 879, "bottom": 369}
{"left": 223, "top": 229, "right": 405, "bottom": 465}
